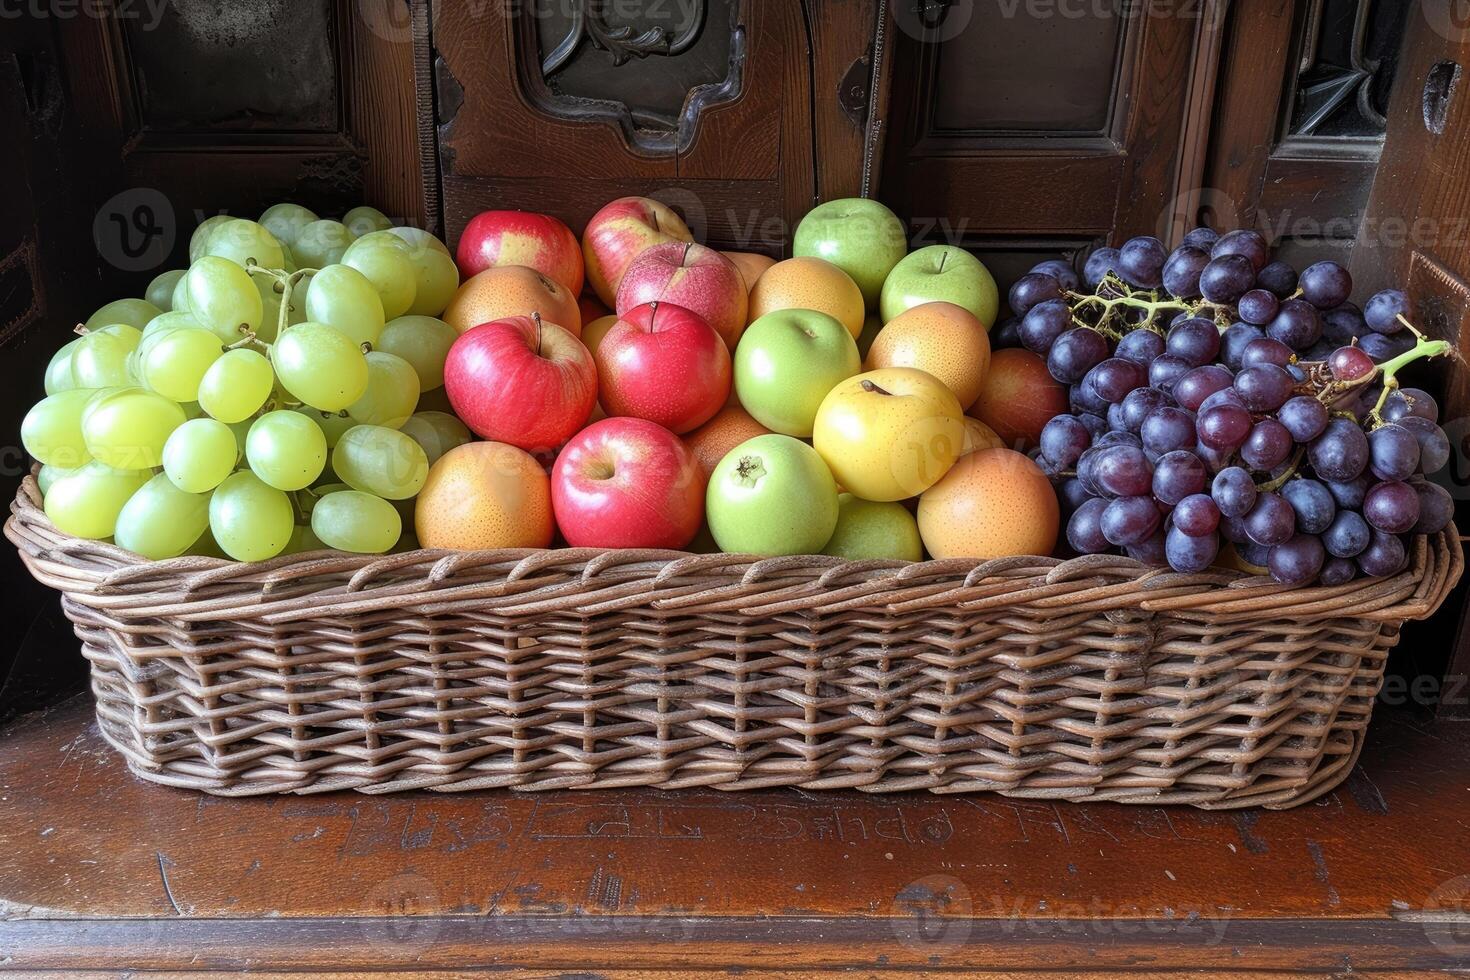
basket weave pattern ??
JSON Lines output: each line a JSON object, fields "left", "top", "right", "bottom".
{"left": 7, "top": 476, "right": 1461, "bottom": 807}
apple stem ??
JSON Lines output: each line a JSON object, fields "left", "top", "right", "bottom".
{"left": 72, "top": 323, "right": 88, "bottom": 336}
{"left": 937, "top": 251, "right": 948, "bottom": 274}
{"left": 859, "top": 379, "right": 892, "bottom": 396}
{"left": 532, "top": 310, "right": 544, "bottom": 355}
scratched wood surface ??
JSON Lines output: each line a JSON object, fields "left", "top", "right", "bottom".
{"left": 1, "top": 697, "right": 1468, "bottom": 974}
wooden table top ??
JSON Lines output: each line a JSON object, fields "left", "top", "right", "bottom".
{"left": 1, "top": 696, "right": 1468, "bottom": 975}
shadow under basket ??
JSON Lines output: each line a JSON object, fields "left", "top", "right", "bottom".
{"left": 6, "top": 475, "right": 1462, "bottom": 807}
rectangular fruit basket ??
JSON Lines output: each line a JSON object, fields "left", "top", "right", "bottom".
{"left": 6, "top": 473, "right": 1461, "bottom": 808}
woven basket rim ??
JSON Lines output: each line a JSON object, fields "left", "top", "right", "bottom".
{"left": 6, "top": 472, "right": 1462, "bottom": 623}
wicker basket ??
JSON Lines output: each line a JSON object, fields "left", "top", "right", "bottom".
{"left": 6, "top": 473, "right": 1462, "bottom": 807}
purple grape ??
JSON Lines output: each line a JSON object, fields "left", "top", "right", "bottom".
{"left": 1241, "top": 419, "right": 1292, "bottom": 469}
{"left": 1244, "top": 491, "right": 1295, "bottom": 546}
{"left": 1320, "top": 556, "right": 1356, "bottom": 585}
{"left": 1141, "top": 406, "right": 1197, "bottom": 457}
{"left": 1067, "top": 497, "right": 1111, "bottom": 554}
{"left": 1195, "top": 442, "right": 1234, "bottom": 474}
{"left": 1102, "top": 496, "right": 1162, "bottom": 546}
{"left": 1148, "top": 354, "right": 1192, "bottom": 392}
{"left": 991, "top": 317, "right": 1023, "bottom": 350}
{"left": 1281, "top": 478, "right": 1335, "bottom": 534}
{"left": 1058, "top": 478, "right": 1093, "bottom": 518}
{"left": 1182, "top": 226, "right": 1220, "bottom": 250}
{"left": 1211, "top": 229, "right": 1269, "bottom": 271}
{"left": 1161, "top": 246, "right": 1209, "bottom": 298}
{"left": 1363, "top": 480, "right": 1420, "bottom": 533}
{"left": 1326, "top": 475, "right": 1370, "bottom": 510}
{"left": 1173, "top": 365, "right": 1234, "bottom": 412}
{"left": 1269, "top": 534, "right": 1325, "bottom": 586}
{"left": 1397, "top": 416, "right": 1450, "bottom": 473}
{"left": 1383, "top": 387, "right": 1439, "bottom": 423}
{"left": 1322, "top": 303, "right": 1366, "bottom": 345}
{"left": 1359, "top": 331, "right": 1414, "bottom": 362}
{"left": 1266, "top": 299, "right": 1323, "bottom": 351}
{"left": 1048, "top": 327, "right": 1110, "bottom": 383}
{"left": 1237, "top": 289, "right": 1280, "bottom": 325}
{"left": 1233, "top": 364, "right": 1295, "bottom": 412}
{"left": 1165, "top": 317, "right": 1221, "bottom": 366}
{"left": 1030, "top": 259, "right": 1081, "bottom": 292}
{"left": 1364, "top": 289, "right": 1410, "bottom": 334}
{"left": 1118, "top": 236, "right": 1167, "bottom": 289}
{"left": 1173, "top": 493, "right": 1221, "bottom": 536}
{"left": 1212, "top": 466, "right": 1257, "bottom": 517}
{"left": 1220, "top": 322, "right": 1264, "bottom": 370}
{"left": 1078, "top": 412, "right": 1110, "bottom": 441}
{"left": 1237, "top": 539, "right": 1271, "bottom": 565}
{"left": 1116, "top": 328, "right": 1166, "bottom": 365}
{"left": 1093, "top": 445, "right": 1154, "bottom": 498}
{"left": 1083, "top": 247, "right": 1121, "bottom": 288}
{"left": 1368, "top": 423, "right": 1421, "bottom": 481}
{"left": 1040, "top": 415, "right": 1092, "bottom": 468}
{"left": 1120, "top": 386, "right": 1173, "bottom": 432}
{"left": 1277, "top": 396, "right": 1328, "bottom": 442}
{"left": 1019, "top": 299, "right": 1072, "bottom": 353}
{"left": 1299, "top": 261, "right": 1352, "bottom": 310}
{"left": 1198, "top": 403, "right": 1252, "bottom": 451}
{"left": 1071, "top": 381, "right": 1111, "bottom": 416}
{"left": 1105, "top": 402, "right": 1128, "bottom": 435}
{"left": 1413, "top": 482, "right": 1455, "bottom": 534}
{"left": 1165, "top": 526, "right": 1219, "bottom": 572}
{"left": 1199, "top": 386, "right": 1245, "bottom": 413}
{"left": 1309, "top": 419, "right": 1370, "bottom": 482}
{"left": 1199, "top": 254, "right": 1256, "bottom": 304}
{"left": 1323, "top": 510, "right": 1370, "bottom": 558}
{"left": 1088, "top": 357, "right": 1147, "bottom": 403}
{"left": 1009, "top": 272, "right": 1065, "bottom": 317}
{"left": 1256, "top": 260, "right": 1298, "bottom": 298}
{"left": 1153, "top": 450, "right": 1207, "bottom": 505}
{"left": 1126, "top": 531, "right": 1168, "bottom": 564}
{"left": 1097, "top": 430, "right": 1142, "bottom": 448}
{"left": 1241, "top": 337, "right": 1294, "bottom": 369}
{"left": 1328, "top": 345, "right": 1375, "bottom": 381}
{"left": 1357, "top": 531, "right": 1407, "bottom": 577}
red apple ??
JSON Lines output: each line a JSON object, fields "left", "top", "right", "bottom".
{"left": 595, "top": 301, "right": 730, "bottom": 434}
{"left": 551, "top": 417, "right": 703, "bottom": 549}
{"left": 616, "top": 242, "right": 748, "bottom": 350}
{"left": 456, "top": 211, "right": 584, "bottom": 296}
{"left": 581, "top": 197, "right": 693, "bottom": 307}
{"left": 968, "top": 347, "right": 1067, "bottom": 449}
{"left": 444, "top": 314, "right": 598, "bottom": 452}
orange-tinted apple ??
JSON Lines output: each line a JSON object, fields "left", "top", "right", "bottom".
{"left": 722, "top": 250, "right": 776, "bottom": 295}
{"left": 581, "top": 196, "right": 693, "bottom": 306}
{"left": 443, "top": 265, "right": 582, "bottom": 337}
{"left": 415, "top": 441, "right": 554, "bottom": 550}
{"left": 455, "top": 210, "right": 584, "bottom": 295}
{"left": 917, "top": 448, "right": 1058, "bottom": 559}
{"left": 865, "top": 301, "right": 991, "bottom": 408}
{"left": 616, "top": 242, "right": 748, "bottom": 350}
{"left": 747, "top": 256, "right": 865, "bottom": 338}
{"left": 968, "top": 348, "right": 1066, "bottom": 450}
{"left": 581, "top": 314, "right": 619, "bottom": 356}
{"left": 683, "top": 405, "right": 771, "bottom": 481}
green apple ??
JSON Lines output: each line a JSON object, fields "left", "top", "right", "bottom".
{"left": 879, "top": 245, "right": 998, "bottom": 328}
{"left": 823, "top": 493, "right": 923, "bottom": 561}
{"left": 734, "top": 309, "right": 860, "bottom": 437}
{"left": 793, "top": 198, "right": 908, "bottom": 309}
{"left": 706, "top": 434, "right": 839, "bottom": 556}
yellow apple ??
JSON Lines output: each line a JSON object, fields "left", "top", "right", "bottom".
{"left": 812, "top": 367, "right": 964, "bottom": 501}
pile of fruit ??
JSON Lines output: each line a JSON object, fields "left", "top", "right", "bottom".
{"left": 998, "top": 228, "right": 1455, "bottom": 585}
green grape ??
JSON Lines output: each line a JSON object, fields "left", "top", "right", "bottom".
{"left": 70, "top": 330, "right": 137, "bottom": 389}
{"left": 347, "top": 351, "right": 419, "bottom": 428}
{"left": 187, "top": 526, "right": 229, "bottom": 558}
{"left": 170, "top": 273, "right": 191, "bottom": 313}
{"left": 303, "top": 264, "right": 385, "bottom": 347}
{"left": 186, "top": 255, "right": 263, "bottom": 343}
{"left": 293, "top": 219, "right": 355, "bottom": 268}
{"left": 81, "top": 387, "right": 187, "bottom": 470}
{"left": 405, "top": 247, "right": 459, "bottom": 317}
{"left": 113, "top": 473, "right": 210, "bottom": 560}
{"left": 343, "top": 244, "right": 416, "bottom": 319}
{"left": 332, "top": 424, "right": 429, "bottom": 499}
{"left": 389, "top": 226, "right": 451, "bottom": 256}
{"left": 188, "top": 214, "right": 234, "bottom": 263}
{"left": 145, "top": 269, "right": 187, "bottom": 312}
{"left": 162, "top": 418, "right": 239, "bottom": 492}
{"left": 245, "top": 410, "right": 327, "bottom": 491}
{"left": 271, "top": 322, "right": 370, "bottom": 411}
{"left": 371, "top": 315, "right": 455, "bottom": 391}
{"left": 139, "top": 326, "right": 223, "bottom": 402}
{"left": 45, "top": 339, "right": 82, "bottom": 395}
{"left": 22, "top": 389, "right": 96, "bottom": 467}
{"left": 198, "top": 348, "right": 273, "bottom": 423}
{"left": 259, "top": 203, "right": 319, "bottom": 248}
{"left": 203, "top": 218, "right": 287, "bottom": 270}
{"left": 310, "top": 489, "right": 401, "bottom": 554}
{"left": 43, "top": 460, "right": 151, "bottom": 539}
{"left": 284, "top": 522, "right": 328, "bottom": 555}
{"left": 37, "top": 463, "right": 81, "bottom": 496}
{"left": 85, "top": 299, "right": 161, "bottom": 333}
{"left": 208, "top": 471, "right": 293, "bottom": 561}
{"left": 293, "top": 407, "right": 356, "bottom": 447}
{"left": 94, "top": 322, "right": 143, "bottom": 346}
{"left": 398, "top": 411, "right": 470, "bottom": 467}
{"left": 343, "top": 205, "right": 392, "bottom": 237}
{"left": 253, "top": 270, "right": 309, "bottom": 343}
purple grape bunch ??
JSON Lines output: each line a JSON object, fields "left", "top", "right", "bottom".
{"left": 1005, "top": 229, "right": 1455, "bottom": 586}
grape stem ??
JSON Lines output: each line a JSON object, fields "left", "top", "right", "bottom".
{"left": 1366, "top": 328, "right": 1451, "bottom": 427}
{"left": 1254, "top": 447, "right": 1305, "bottom": 492}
